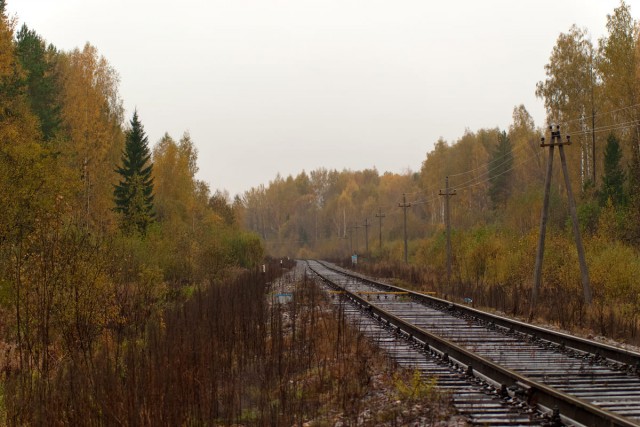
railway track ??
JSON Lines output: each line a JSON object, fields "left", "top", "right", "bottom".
{"left": 306, "top": 259, "right": 640, "bottom": 427}
{"left": 320, "top": 282, "right": 548, "bottom": 425}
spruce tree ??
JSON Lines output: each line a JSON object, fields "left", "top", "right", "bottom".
{"left": 114, "top": 111, "right": 154, "bottom": 234}
{"left": 16, "top": 25, "right": 61, "bottom": 141}
{"left": 599, "top": 133, "right": 626, "bottom": 207}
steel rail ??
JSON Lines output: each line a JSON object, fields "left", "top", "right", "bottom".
{"left": 309, "top": 261, "right": 640, "bottom": 427}
{"left": 317, "top": 260, "right": 640, "bottom": 369}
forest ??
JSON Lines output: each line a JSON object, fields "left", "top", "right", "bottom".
{"left": 0, "top": 0, "right": 265, "bottom": 423}
{"left": 2, "top": 0, "right": 640, "bottom": 424}
{"left": 241, "top": 2, "right": 640, "bottom": 339}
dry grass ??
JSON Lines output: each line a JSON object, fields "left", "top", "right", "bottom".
{"left": 2, "top": 262, "right": 455, "bottom": 426}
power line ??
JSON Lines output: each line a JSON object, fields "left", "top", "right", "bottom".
{"left": 420, "top": 115, "right": 640, "bottom": 204}
{"left": 559, "top": 102, "right": 640, "bottom": 129}
{"left": 447, "top": 143, "right": 528, "bottom": 179}
{"left": 416, "top": 150, "right": 539, "bottom": 202}
{"left": 455, "top": 152, "right": 540, "bottom": 193}
{"left": 568, "top": 119, "right": 640, "bottom": 138}
{"left": 451, "top": 146, "right": 528, "bottom": 189}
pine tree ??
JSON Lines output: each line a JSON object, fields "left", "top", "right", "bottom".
{"left": 114, "top": 111, "right": 154, "bottom": 234}
{"left": 488, "top": 131, "right": 513, "bottom": 210}
{"left": 599, "top": 133, "right": 626, "bottom": 207}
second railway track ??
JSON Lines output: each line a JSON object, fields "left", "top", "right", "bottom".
{"left": 306, "top": 259, "right": 640, "bottom": 427}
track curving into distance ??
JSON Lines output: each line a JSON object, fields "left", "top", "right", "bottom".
{"left": 306, "top": 259, "right": 640, "bottom": 427}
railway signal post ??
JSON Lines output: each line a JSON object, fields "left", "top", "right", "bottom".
{"left": 532, "top": 126, "right": 592, "bottom": 319}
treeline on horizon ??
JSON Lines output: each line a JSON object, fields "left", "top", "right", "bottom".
{"left": 241, "top": 2, "right": 640, "bottom": 339}
{"left": 0, "top": 0, "right": 264, "bottom": 420}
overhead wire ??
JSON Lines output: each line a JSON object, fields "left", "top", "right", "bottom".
{"left": 273, "top": 102, "right": 640, "bottom": 241}
{"left": 416, "top": 104, "right": 640, "bottom": 203}
{"left": 450, "top": 146, "right": 530, "bottom": 189}
{"left": 567, "top": 119, "right": 640, "bottom": 138}
{"left": 447, "top": 141, "right": 528, "bottom": 179}
{"left": 343, "top": 104, "right": 640, "bottom": 249}
{"left": 455, "top": 151, "right": 541, "bottom": 193}
{"left": 305, "top": 105, "right": 640, "bottom": 227}
{"left": 550, "top": 102, "right": 640, "bottom": 136}
{"left": 560, "top": 102, "right": 640, "bottom": 128}
{"left": 410, "top": 192, "right": 441, "bottom": 207}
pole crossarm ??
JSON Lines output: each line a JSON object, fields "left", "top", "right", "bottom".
{"left": 540, "top": 126, "right": 571, "bottom": 147}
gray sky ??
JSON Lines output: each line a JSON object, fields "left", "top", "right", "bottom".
{"left": 8, "top": 0, "right": 621, "bottom": 197}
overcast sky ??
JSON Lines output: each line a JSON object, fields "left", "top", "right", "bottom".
{"left": 7, "top": 0, "right": 622, "bottom": 197}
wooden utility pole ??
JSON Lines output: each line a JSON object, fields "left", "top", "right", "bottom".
{"left": 363, "top": 218, "right": 370, "bottom": 256}
{"left": 531, "top": 126, "right": 592, "bottom": 319}
{"left": 375, "top": 208, "right": 385, "bottom": 249}
{"left": 590, "top": 50, "right": 596, "bottom": 184}
{"left": 591, "top": 92, "right": 596, "bottom": 184}
{"left": 340, "top": 234, "right": 349, "bottom": 256}
{"left": 353, "top": 223, "right": 361, "bottom": 253}
{"left": 398, "top": 194, "right": 411, "bottom": 264}
{"left": 439, "top": 176, "right": 456, "bottom": 292}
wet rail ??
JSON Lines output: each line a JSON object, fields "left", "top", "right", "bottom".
{"left": 306, "top": 259, "right": 640, "bottom": 427}
{"left": 317, "top": 275, "right": 551, "bottom": 425}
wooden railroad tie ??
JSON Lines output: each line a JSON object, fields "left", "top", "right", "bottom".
{"left": 328, "top": 291, "right": 409, "bottom": 295}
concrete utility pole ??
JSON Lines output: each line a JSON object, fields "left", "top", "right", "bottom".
{"left": 375, "top": 208, "right": 386, "bottom": 249}
{"left": 398, "top": 194, "right": 411, "bottom": 264}
{"left": 363, "top": 218, "right": 370, "bottom": 256}
{"left": 439, "top": 176, "right": 456, "bottom": 293}
{"left": 532, "top": 126, "right": 592, "bottom": 319}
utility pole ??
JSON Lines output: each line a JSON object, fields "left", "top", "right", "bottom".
{"left": 363, "top": 218, "right": 370, "bottom": 256}
{"left": 439, "top": 176, "right": 456, "bottom": 293}
{"left": 340, "top": 234, "right": 349, "bottom": 256}
{"left": 343, "top": 208, "right": 346, "bottom": 238}
{"left": 348, "top": 226, "right": 354, "bottom": 253}
{"left": 375, "top": 208, "right": 385, "bottom": 249}
{"left": 531, "top": 126, "right": 592, "bottom": 319}
{"left": 590, "top": 49, "right": 596, "bottom": 184}
{"left": 353, "top": 223, "right": 361, "bottom": 253}
{"left": 398, "top": 193, "right": 411, "bottom": 264}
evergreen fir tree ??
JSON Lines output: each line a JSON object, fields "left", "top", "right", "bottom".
{"left": 114, "top": 111, "right": 154, "bottom": 234}
{"left": 488, "top": 130, "right": 513, "bottom": 210}
{"left": 599, "top": 133, "right": 626, "bottom": 207}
